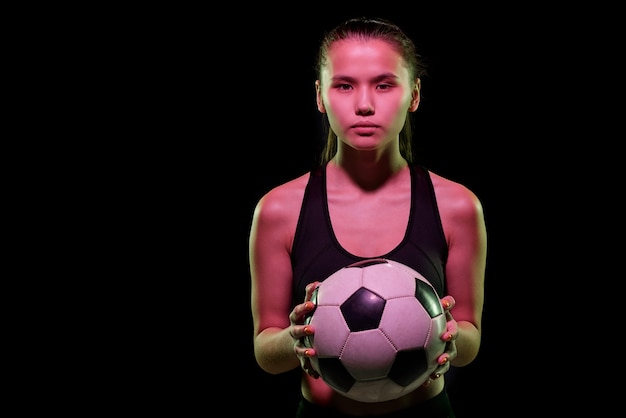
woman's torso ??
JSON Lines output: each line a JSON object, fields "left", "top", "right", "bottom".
{"left": 291, "top": 163, "right": 447, "bottom": 304}
{"left": 289, "top": 163, "right": 449, "bottom": 414}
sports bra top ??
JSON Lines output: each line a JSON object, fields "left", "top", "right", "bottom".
{"left": 290, "top": 164, "right": 448, "bottom": 307}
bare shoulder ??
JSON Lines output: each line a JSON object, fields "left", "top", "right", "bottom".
{"left": 428, "top": 171, "right": 484, "bottom": 222}
{"left": 252, "top": 172, "right": 311, "bottom": 228}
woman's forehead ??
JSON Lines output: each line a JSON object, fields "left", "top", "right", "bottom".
{"left": 327, "top": 38, "right": 399, "bottom": 58}
{"left": 325, "top": 38, "right": 406, "bottom": 77}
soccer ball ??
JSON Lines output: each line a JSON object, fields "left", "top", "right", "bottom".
{"left": 303, "top": 258, "right": 447, "bottom": 403}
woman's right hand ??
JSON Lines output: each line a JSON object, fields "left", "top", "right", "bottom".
{"left": 289, "top": 282, "right": 320, "bottom": 378}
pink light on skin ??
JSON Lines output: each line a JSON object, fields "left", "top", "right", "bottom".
{"left": 316, "top": 38, "right": 417, "bottom": 154}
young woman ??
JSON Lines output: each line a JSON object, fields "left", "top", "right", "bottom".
{"left": 249, "top": 17, "right": 487, "bottom": 417}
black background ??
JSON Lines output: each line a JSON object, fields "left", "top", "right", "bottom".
{"left": 119, "top": 6, "right": 577, "bottom": 416}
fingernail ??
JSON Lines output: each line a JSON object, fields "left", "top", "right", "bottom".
{"left": 304, "top": 349, "right": 311, "bottom": 357}
{"left": 439, "top": 355, "right": 448, "bottom": 365}
{"left": 304, "top": 326, "right": 312, "bottom": 335}
{"left": 305, "top": 301, "right": 314, "bottom": 310}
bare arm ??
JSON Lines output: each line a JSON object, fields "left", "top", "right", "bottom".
{"left": 249, "top": 175, "right": 309, "bottom": 374}
{"left": 432, "top": 172, "right": 487, "bottom": 367}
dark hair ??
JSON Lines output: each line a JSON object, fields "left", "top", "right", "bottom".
{"left": 314, "top": 17, "right": 427, "bottom": 165}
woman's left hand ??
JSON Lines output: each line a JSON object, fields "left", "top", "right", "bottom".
{"left": 422, "top": 295, "right": 458, "bottom": 386}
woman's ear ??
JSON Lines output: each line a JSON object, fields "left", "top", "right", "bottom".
{"left": 409, "top": 78, "right": 421, "bottom": 112}
{"left": 315, "top": 80, "right": 326, "bottom": 113}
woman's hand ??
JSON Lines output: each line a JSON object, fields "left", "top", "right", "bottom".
{"left": 422, "top": 295, "right": 458, "bottom": 386}
{"left": 288, "top": 282, "right": 321, "bottom": 378}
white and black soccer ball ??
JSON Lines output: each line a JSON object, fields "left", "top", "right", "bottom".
{"left": 303, "top": 258, "right": 447, "bottom": 403}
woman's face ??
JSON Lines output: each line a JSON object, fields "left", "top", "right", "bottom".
{"left": 316, "top": 38, "right": 419, "bottom": 152}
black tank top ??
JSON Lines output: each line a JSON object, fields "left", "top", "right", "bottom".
{"left": 290, "top": 164, "right": 448, "bottom": 307}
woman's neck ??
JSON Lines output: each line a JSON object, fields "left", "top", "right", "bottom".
{"left": 328, "top": 155, "right": 408, "bottom": 191}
